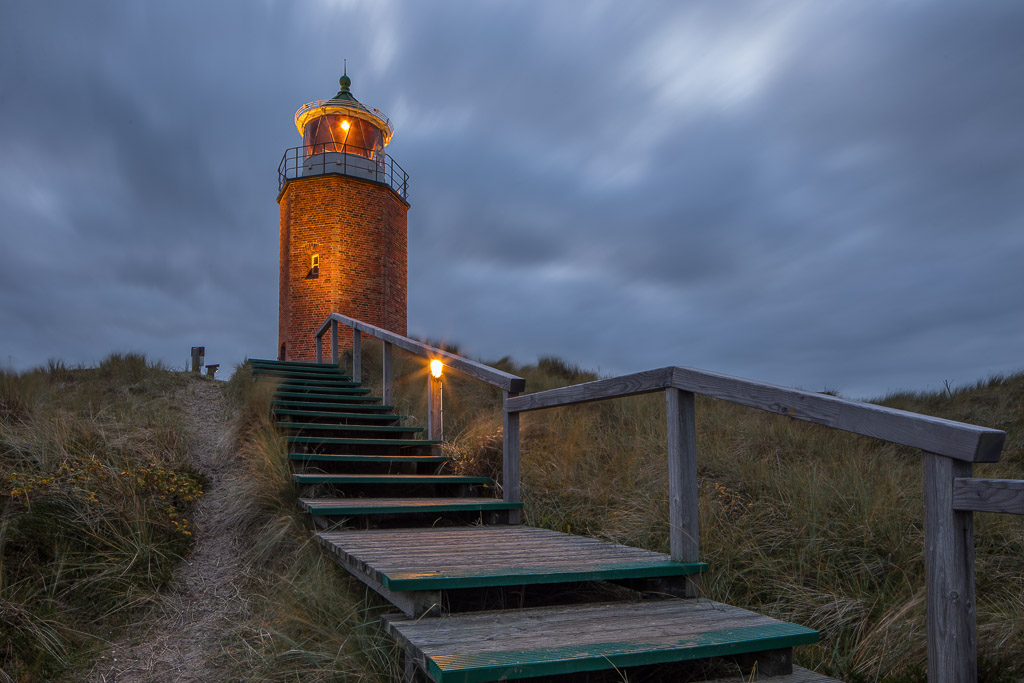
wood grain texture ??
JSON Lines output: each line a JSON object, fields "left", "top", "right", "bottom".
{"left": 923, "top": 453, "right": 976, "bottom": 683}
{"left": 503, "top": 391, "right": 522, "bottom": 525}
{"left": 383, "top": 341, "right": 394, "bottom": 407}
{"left": 952, "top": 478, "right": 1024, "bottom": 515}
{"left": 429, "top": 375, "right": 442, "bottom": 441}
{"left": 330, "top": 319, "right": 339, "bottom": 364}
{"left": 666, "top": 388, "right": 699, "bottom": 598}
{"left": 505, "top": 368, "right": 675, "bottom": 412}
{"left": 504, "top": 366, "right": 1004, "bottom": 462}
{"left": 386, "top": 599, "right": 818, "bottom": 683}
{"left": 352, "top": 329, "right": 362, "bottom": 383}
{"left": 315, "top": 313, "right": 525, "bottom": 392}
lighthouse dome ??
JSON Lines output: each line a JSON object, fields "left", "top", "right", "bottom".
{"left": 294, "top": 73, "right": 394, "bottom": 161}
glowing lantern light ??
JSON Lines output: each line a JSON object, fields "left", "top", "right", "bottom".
{"left": 430, "top": 360, "right": 443, "bottom": 378}
{"left": 341, "top": 119, "right": 350, "bottom": 131}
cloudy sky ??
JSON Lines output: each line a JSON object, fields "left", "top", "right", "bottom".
{"left": 1, "top": 1, "right": 1022, "bottom": 399}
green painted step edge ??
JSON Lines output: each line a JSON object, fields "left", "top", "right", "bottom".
{"left": 293, "top": 474, "right": 490, "bottom": 485}
{"left": 251, "top": 365, "right": 350, "bottom": 374}
{"left": 274, "top": 392, "right": 375, "bottom": 400}
{"left": 289, "top": 453, "right": 450, "bottom": 463}
{"left": 305, "top": 501, "right": 524, "bottom": 516}
{"left": 287, "top": 436, "right": 440, "bottom": 445}
{"left": 274, "top": 386, "right": 370, "bottom": 394}
{"left": 259, "top": 377, "right": 360, "bottom": 386}
{"left": 272, "top": 402, "right": 395, "bottom": 411}
{"left": 249, "top": 359, "right": 338, "bottom": 367}
{"left": 427, "top": 622, "right": 819, "bottom": 683}
{"left": 277, "top": 422, "right": 424, "bottom": 433}
{"left": 274, "top": 409, "right": 405, "bottom": 420}
{"left": 382, "top": 560, "right": 707, "bottom": 591}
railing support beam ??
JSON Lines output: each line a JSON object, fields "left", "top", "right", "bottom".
{"left": 315, "top": 335, "right": 323, "bottom": 364}
{"left": 352, "top": 329, "right": 362, "bottom": 383}
{"left": 666, "top": 388, "right": 699, "bottom": 598}
{"left": 330, "top": 319, "right": 339, "bottom": 365}
{"left": 382, "top": 341, "right": 393, "bottom": 407}
{"left": 923, "top": 452, "right": 976, "bottom": 683}
{"left": 504, "top": 392, "right": 522, "bottom": 525}
{"left": 428, "top": 374, "right": 442, "bottom": 442}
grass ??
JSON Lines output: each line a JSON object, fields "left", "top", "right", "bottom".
{"left": 0, "top": 353, "right": 204, "bottom": 681}
{"left": 223, "top": 342, "right": 1023, "bottom": 681}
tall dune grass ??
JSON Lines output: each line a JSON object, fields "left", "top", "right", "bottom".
{"left": 0, "top": 354, "right": 204, "bottom": 680}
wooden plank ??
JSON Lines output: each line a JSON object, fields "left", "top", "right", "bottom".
{"left": 953, "top": 478, "right": 1024, "bottom": 515}
{"left": 503, "top": 391, "right": 521, "bottom": 525}
{"left": 504, "top": 366, "right": 1004, "bottom": 463}
{"left": 288, "top": 454, "right": 448, "bottom": 464}
{"left": 666, "top": 388, "right": 699, "bottom": 598}
{"left": 276, "top": 422, "right": 423, "bottom": 433}
{"left": 286, "top": 436, "right": 439, "bottom": 446}
{"left": 505, "top": 368, "right": 674, "bottom": 412}
{"left": 429, "top": 375, "right": 442, "bottom": 441}
{"left": 318, "top": 527, "right": 705, "bottom": 591}
{"left": 352, "top": 328, "right": 362, "bottom": 383}
{"left": 293, "top": 474, "right": 490, "bottom": 485}
{"left": 301, "top": 498, "right": 523, "bottom": 516}
{"left": 314, "top": 313, "right": 526, "bottom": 392}
{"left": 386, "top": 599, "right": 818, "bottom": 683}
{"left": 383, "top": 341, "right": 394, "bottom": 407}
{"left": 272, "top": 401, "right": 393, "bottom": 411}
{"left": 923, "top": 453, "right": 976, "bottom": 683}
{"left": 273, "top": 409, "right": 403, "bottom": 420}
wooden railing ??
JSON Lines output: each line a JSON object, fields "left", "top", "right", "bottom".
{"left": 503, "top": 366, "right": 1019, "bottom": 683}
{"left": 309, "top": 317, "right": 1021, "bottom": 679}
{"left": 313, "top": 314, "right": 525, "bottom": 520}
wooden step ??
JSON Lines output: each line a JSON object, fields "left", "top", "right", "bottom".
{"left": 294, "top": 474, "right": 490, "bottom": 485}
{"left": 300, "top": 497, "right": 522, "bottom": 517}
{"left": 261, "top": 377, "right": 361, "bottom": 387}
{"left": 273, "top": 400, "right": 394, "bottom": 411}
{"left": 287, "top": 436, "right": 439, "bottom": 447}
{"left": 250, "top": 358, "right": 338, "bottom": 369}
{"left": 274, "top": 409, "right": 405, "bottom": 421}
{"left": 252, "top": 365, "right": 350, "bottom": 376}
{"left": 274, "top": 391, "right": 376, "bottom": 402}
{"left": 290, "top": 453, "right": 450, "bottom": 464}
{"left": 386, "top": 599, "right": 819, "bottom": 683}
{"left": 318, "top": 526, "right": 705, "bottom": 594}
{"left": 274, "top": 385, "right": 371, "bottom": 395}
{"left": 277, "top": 422, "right": 424, "bottom": 434}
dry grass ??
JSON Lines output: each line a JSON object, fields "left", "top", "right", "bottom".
{"left": 0, "top": 354, "right": 204, "bottom": 681}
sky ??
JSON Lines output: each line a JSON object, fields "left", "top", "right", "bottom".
{"left": 1, "top": 1, "right": 1022, "bottom": 399}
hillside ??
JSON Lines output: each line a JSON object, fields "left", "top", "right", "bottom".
{"left": 2, "top": 352, "right": 1021, "bottom": 681}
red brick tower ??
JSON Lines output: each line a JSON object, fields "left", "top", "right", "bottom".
{"left": 276, "top": 72, "right": 409, "bottom": 361}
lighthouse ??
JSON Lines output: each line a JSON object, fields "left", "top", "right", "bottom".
{"left": 276, "top": 72, "right": 409, "bottom": 361}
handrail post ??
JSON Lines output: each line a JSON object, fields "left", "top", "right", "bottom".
{"left": 330, "top": 319, "right": 339, "bottom": 365}
{"left": 352, "top": 329, "right": 362, "bottom": 383}
{"left": 666, "top": 387, "right": 699, "bottom": 598}
{"left": 922, "top": 452, "right": 976, "bottom": 682}
{"left": 428, "top": 372, "right": 443, "bottom": 441}
{"left": 503, "top": 392, "right": 522, "bottom": 525}
{"left": 382, "top": 341, "right": 393, "bottom": 407}
{"left": 315, "top": 333, "right": 323, "bottom": 364}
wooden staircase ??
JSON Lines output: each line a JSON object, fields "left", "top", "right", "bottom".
{"left": 251, "top": 358, "right": 836, "bottom": 682}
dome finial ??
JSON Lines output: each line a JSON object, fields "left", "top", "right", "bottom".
{"left": 338, "top": 59, "right": 351, "bottom": 94}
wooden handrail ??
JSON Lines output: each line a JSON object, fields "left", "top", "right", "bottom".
{"left": 502, "top": 365, "right": 1013, "bottom": 682}
{"left": 315, "top": 313, "right": 525, "bottom": 393}
{"left": 505, "top": 366, "right": 1005, "bottom": 463}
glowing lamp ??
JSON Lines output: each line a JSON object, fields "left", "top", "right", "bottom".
{"left": 341, "top": 119, "right": 350, "bottom": 131}
{"left": 430, "top": 360, "right": 443, "bottom": 378}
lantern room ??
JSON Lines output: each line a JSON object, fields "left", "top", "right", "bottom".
{"left": 290, "top": 73, "right": 397, "bottom": 185}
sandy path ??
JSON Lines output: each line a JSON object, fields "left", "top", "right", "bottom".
{"left": 85, "top": 378, "right": 246, "bottom": 682}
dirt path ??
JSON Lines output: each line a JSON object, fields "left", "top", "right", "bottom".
{"left": 86, "top": 378, "right": 246, "bottom": 682}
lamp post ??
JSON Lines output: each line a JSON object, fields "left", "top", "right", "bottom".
{"left": 428, "top": 360, "right": 443, "bottom": 441}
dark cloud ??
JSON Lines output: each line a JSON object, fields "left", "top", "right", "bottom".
{"left": 0, "top": 0, "right": 1022, "bottom": 399}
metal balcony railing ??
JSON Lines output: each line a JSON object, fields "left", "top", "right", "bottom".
{"left": 277, "top": 143, "right": 409, "bottom": 200}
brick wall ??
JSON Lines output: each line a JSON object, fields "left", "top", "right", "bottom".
{"left": 278, "top": 174, "right": 409, "bottom": 361}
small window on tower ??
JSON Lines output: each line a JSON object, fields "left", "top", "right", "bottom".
{"left": 310, "top": 253, "right": 320, "bottom": 279}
